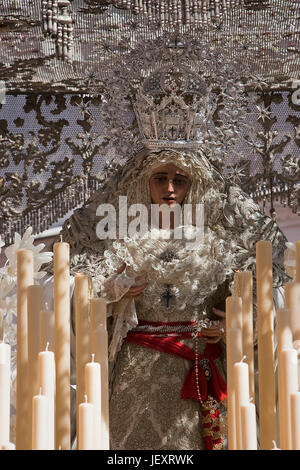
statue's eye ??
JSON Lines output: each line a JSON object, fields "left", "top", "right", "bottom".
{"left": 174, "top": 178, "right": 186, "bottom": 185}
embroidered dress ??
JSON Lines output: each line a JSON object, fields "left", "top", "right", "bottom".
{"left": 102, "top": 263, "right": 228, "bottom": 449}
{"left": 58, "top": 148, "right": 288, "bottom": 450}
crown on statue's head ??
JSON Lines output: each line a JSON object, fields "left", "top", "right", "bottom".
{"left": 132, "top": 66, "right": 212, "bottom": 150}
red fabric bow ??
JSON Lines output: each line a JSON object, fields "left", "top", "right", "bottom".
{"left": 125, "top": 321, "right": 227, "bottom": 450}
{"left": 125, "top": 327, "right": 227, "bottom": 404}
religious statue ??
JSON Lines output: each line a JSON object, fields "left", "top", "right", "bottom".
{"left": 60, "top": 146, "right": 288, "bottom": 450}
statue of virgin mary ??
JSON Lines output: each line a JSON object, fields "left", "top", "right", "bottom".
{"left": 59, "top": 146, "right": 288, "bottom": 450}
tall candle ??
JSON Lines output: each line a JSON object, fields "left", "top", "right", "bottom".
{"left": 226, "top": 295, "right": 243, "bottom": 331}
{"left": 78, "top": 395, "right": 95, "bottom": 450}
{"left": 85, "top": 354, "right": 101, "bottom": 449}
{"left": 284, "top": 282, "right": 300, "bottom": 383}
{"left": 0, "top": 343, "right": 11, "bottom": 446}
{"left": 225, "top": 296, "right": 243, "bottom": 450}
{"left": 278, "top": 348, "right": 298, "bottom": 450}
{"left": 291, "top": 392, "right": 300, "bottom": 450}
{"left": 256, "top": 240, "right": 276, "bottom": 449}
{"left": 226, "top": 325, "right": 243, "bottom": 450}
{"left": 276, "top": 308, "right": 293, "bottom": 351}
{"left": 40, "top": 309, "right": 55, "bottom": 353}
{"left": 234, "top": 271, "right": 255, "bottom": 402}
{"left": 53, "top": 241, "right": 70, "bottom": 450}
{"left": 74, "top": 273, "right": 91, "bottom": 445}
{"left": 276, "top": 308, "right": 293, "bottom": 448}
{"left": 234, "top": 359, "right": 250, "bottom": 449}
{"left": 32, "top": 390, "right": 49, "bottom": 450}
{"left": 16, "top": 248, "right": 34, "bottom": 450}
{"left": 90, "top": 298, "right": 109, "bottom": 449}
{"left": 296, "top": 240, "right": 300, "bottom": 282}
{"left": 241, "top": 403, "right": 257, "bottom": 450}
{"left": 38, "top": 344, "right": 55, "bottom": 450}
{"left": 284, "top": 282, "right": 300, "bottom": 342}
{"left": 27, "top": 284, "right": 45, "bottom": 449}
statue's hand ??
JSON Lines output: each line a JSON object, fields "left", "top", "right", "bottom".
{"left": 201, "top": 308, "right": 226, "bottom": 343}
{"left": 116, "top": 263, "right": 148, "bottom": 299}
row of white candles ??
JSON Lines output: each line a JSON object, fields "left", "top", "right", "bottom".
{"left": 0, "top": 341, "right": 105, "bottom": 450}
{"left": 0, "top": 242, "right": 109, "bottom": 450}
{"left": 226, "top": 240, "right": 300, "bottom": 450}
{"left": 0, "top": 238, "right": 300, "bottom": 450}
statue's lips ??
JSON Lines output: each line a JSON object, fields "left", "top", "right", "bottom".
{"left": 162, "top": 197, "right": 176, "bottom": 202}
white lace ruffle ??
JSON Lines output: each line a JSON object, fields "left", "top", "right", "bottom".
{"left": 103, "top": 226, "right": 235, "bottom": 312}
{"left": 108, "top": 296, "right": 138, "bottom": 363}
{"left": 99, "top": 270, "right": 138, "bottom": 363}
{"left": 101, "top": 270, "right": 136, "bottom": 303}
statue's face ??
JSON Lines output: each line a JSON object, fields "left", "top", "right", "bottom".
{"left": 149, "top": 163, "right": 190, "bottom": 206}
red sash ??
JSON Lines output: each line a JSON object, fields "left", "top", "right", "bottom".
{"left": 124, "top": 320, "right": 227, "bottom": 450}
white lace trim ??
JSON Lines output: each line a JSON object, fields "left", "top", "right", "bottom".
{"left": 98, "top": 270, "right": 138, "bottom": 363}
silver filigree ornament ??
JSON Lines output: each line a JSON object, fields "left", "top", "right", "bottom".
{"left": 110, "top": 0, "right": 237, "bottom": 28}
{"left": 41, "top": 0, "right": 74, "bottom": 62}
{"left": 94, "top": 30, "right": 261, "bottom": 174}
{"left": 159, "top": 250, "right": 179, "bottom": 263}
{"left": 133, "top": 66, "right": 214, "bottom": 150}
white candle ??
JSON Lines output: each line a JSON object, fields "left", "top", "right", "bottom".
{"left": 40, "top": 309, "right": 55, "bottom": 353}
{"left": 284, "top": 282, "right": 300, "bottom": 342}
{"left": 27, "top": 284, "right": 45, "bottom": 449}
{"left": 85, "top": 354, "right": 101, "bottom": 450}
{"left": 276, "top": 308, "right": 293, "bottom": 448}
{"left": 291, "top": 392, "right": 300, "bottom": 450}
{"left": 53, "top": 241, "right": 70, "bottom": 450}
{"left": 38, "top": 344, "right": 55, "bottom": 450}
{"left": 90, "top": 297, "right": 107, "bottom": 332}
{"left": 234, "top": 271, "right": 255, "bottom": 403}
{"left": 256, "top": 240, "right": 276, "bottom": 450}
{"left": 278, "top": 348, "right": 298, "bottom": 449}
{"left": 78, "top": 395, "right": 95, "bottom": 450}
{"left": 74, "top": 273, "right": 90, "bottom": 445}
{"left": 226, "top": 295, "right": 243, "bottom": 331}
{"left": 226, "top": 326, "right": 243, "bottom": 450}
{"left": 284, "top": 282, "right": 300, "bottom": 385}
{"left": 241, "top": 402, "right": 257, "bottom": 450}
{"left": 17, "top": 248, "right": 34, "bottom": 450}
{"left": 0, "top": 342, "right": 11, "bottom": 446}
{"left": 32, "top": 390, "right": 49, "bottom": 450}
{"left": 90, "top": 298, "right": 109, "bottom": 449}
{"left": 276, "top": 308, "right": 293, "bottom": 351}
{"left": 234, "top": 358, "right": 250, "bottom": 450}
{"left": 296, "top": 241, "right": 300, "bottom": 282}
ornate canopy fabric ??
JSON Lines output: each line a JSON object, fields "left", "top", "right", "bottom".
{"left": 1, "top": 0, "right": 300, "bottom": 93}
{"left": 0, "top": 0, "right": 299, "bottom": 245}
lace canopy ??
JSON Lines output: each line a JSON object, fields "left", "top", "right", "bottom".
{"left": 0, "top": 0, "right": 300, "bottom": 245}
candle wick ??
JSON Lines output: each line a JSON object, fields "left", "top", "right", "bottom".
{"left": 91, "top": 353, "right": 95, "bottom": 362}
{"left": 249, "top": 397, "right": 254, "bottom": 403}
{"left": 46, "top": 342, "right": 49, "bottom": 351}
{"left": 84, "top": 394, "right": 88, "bottom": 403}
{"left": 45, "top": 302, "right": 49, "bottom": 310}
{"left": 60, "top": 234, "right": 62, "bottom": 243}
{"left": 39, "top": 387, "right": 43, "bottom": 395}
{"left": 272, "top": 440, "right": 278, "bottom": 449}
{"left": 241, "top": 355, "right": 247, "bottom": 363}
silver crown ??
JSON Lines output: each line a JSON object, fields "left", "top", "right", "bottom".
{"left": 132, "top": 66, "right": 213, "bottom": 150}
